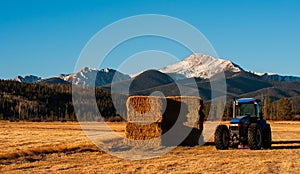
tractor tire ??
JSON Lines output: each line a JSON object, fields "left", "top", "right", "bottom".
{"left": 262, "top": 124, "right": 272, "bottom": 149}
{"left": 214, "top": 125, "right": 230, "bottom": 150}
{"left": 248, "top": 123, "right": 262, "bottom": 150}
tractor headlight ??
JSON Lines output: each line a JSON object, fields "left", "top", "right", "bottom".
{"left": 230, "top": 124, "right": 239, "bottom": 127}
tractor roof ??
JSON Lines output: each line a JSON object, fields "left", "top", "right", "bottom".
{"left": 236, "top": 98, "right": 261, "bottom": 103}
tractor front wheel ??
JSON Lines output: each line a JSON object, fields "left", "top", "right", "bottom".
{"left": 248, "top": 123, "right": 262, "bottom": 150}
{"left": 214, "top": 125, "right": 230, "bottom": 150}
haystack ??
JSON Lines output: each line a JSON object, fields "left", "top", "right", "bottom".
{"left": 126, "top": 96, "right": 165, "bottom": 123}
{"left": 125, "top": 96, "right": 203, "bottom": 147}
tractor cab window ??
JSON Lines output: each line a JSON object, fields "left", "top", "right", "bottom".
{"left": 236, "top": 103, "right": 256, "bottom": 117}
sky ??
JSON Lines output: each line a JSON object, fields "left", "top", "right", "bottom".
{"left": 0, "top": 0, "right": 300, "bottom": 79}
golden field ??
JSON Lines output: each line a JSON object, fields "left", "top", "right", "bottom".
{"left": 1, "top": 121, "right": 300, "bottom": 173}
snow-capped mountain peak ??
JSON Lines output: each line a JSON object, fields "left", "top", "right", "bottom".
{"left": 159, "top": 53, "right": 242, "bottom": 79}
{"left": 66, "top": 67, "right": 130, "bottom": 86}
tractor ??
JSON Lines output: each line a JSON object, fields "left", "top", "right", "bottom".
{"left": 214, "top": 98, "right": 272, "bottom": 150}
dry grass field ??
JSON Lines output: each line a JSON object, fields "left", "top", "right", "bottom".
{"left": 1, "top": 121, "right": 300, "bottom": 173}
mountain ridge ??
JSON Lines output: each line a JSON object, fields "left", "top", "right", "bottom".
{"left": 13, "top": 67, "right": 131, "bottom": 86}
{"left": 11, "top": 53, "right": 300, "bottom": 85}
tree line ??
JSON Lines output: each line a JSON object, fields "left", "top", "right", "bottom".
{"left": 0, "top": 80, "right": 299, "bottom": 122}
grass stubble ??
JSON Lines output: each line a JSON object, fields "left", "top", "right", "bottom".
{"left": 0, "top": 121, "right": 300, "bottom": 173}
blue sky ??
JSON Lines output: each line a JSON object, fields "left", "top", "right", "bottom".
{"left": 0, "top": 0, "right": 299, "bottom": 79}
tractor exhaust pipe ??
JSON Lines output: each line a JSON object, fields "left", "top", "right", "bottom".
{"left": 233, "top": 98, "right": 236, "bottom": 118}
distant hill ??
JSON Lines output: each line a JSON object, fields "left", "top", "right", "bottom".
{"left": 129, "top": 69, "right": 179, "bottom": 95}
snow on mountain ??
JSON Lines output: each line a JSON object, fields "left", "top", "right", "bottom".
{"left": 249, "top": 71, "right": 300, "bottom": 82}
{"left": 68, "top": 67, "right": 130, "bottom": 86}
{"left": 159, "top": 53, "right": 243, "bottom": 79}
{"left": 13, "top": 75, "right": 42, "bottom": 83}
{"left": 249, "top": 71, "right": 276, "bottom": 76}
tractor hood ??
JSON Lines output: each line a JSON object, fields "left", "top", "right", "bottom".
{"left": 230, "top": 115, "right": 249, "bottom": 124}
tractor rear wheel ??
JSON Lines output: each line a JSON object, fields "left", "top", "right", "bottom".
{"left": 248, "top": 123, "right": 262, "bottom": 150}
{"left": 214, "top": 125, "right": 229, "bottom": 150}
{"left": 262, "top": 124, "right": 272, "bottom": 149}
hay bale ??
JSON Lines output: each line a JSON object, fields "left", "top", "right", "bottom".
{"left": 124, "top": 122, "right": 162, "bottom": 147}
{"left": 127, "top": 96, "right": 164, "bottom": 123}
{"left": 125, "top": 96, "right": 203, "bottom": 147}
{"left": 125, "top": 122, "right": 162, "bottom": 140}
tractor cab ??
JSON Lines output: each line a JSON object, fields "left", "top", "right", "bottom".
{"left": 233, "top": 98, "right": 262, "bottom": 119}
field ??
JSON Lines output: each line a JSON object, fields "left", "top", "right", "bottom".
{"left": 1, "top": 121, "right": 300, "bottom": 173}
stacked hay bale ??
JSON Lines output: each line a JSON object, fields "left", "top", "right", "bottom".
{"left": 125, "top": 96, "right": 164, "bottom": 147}
{"left": 125, "top": 96, "right": 202, "bottom": 147}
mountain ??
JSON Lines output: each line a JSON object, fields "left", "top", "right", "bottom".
{"left": 159, "top": 53, "right": 300, "bottom": 83}
{"left": 66, "top": 67, "right": 130, "bottom": 87}
{"left": 10, "top": 53, "right": 300, "bottom": 97}
{"left": 122, "top": 55, "right": 300, "bottom": 102}
{"left": 14, "top": 75, "right": 42, "bottom": 83}
{"left": 159, "top": 53, "right": 243, "bottom": 79}
{"left": 12, "top": 53, "right": 300, "bottom": 85}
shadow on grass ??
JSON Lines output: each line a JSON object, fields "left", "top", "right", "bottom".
{"left": 271, "top": 140, "right": 300, "bottom": 150}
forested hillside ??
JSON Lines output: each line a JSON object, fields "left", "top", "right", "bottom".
{"left": 0, "top": 80, "right": 122, "bottom": 121}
